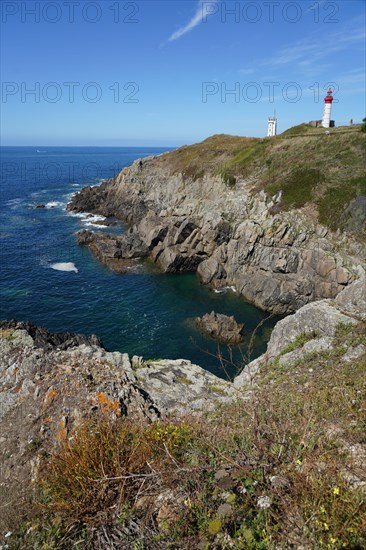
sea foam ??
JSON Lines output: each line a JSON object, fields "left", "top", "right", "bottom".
{"left": 50, "top": 262, "right": 78, "bottom": 273}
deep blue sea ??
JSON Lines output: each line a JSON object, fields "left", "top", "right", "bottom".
{"left": 0, "top": 147, "right": 278, "bottom": 379}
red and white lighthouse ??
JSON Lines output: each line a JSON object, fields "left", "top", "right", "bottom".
{"left": 322, "top": 88, "right": 334, "bottom": 128}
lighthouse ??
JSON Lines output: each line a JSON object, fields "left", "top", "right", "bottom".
{"left": 322, "top": 88, "right": 334, "bottom": 128}
{"left": 267, "top": 113, "right": 277, "bottom": 137}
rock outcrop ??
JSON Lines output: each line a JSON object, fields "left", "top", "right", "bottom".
{"left": 234, "top": 277, "right": 365, "bottom": 388}
{"left": 0, "top": 320, "right": 102, "bottom": 350}
{"left": 68, "top": 147, "right": 364, "bottom": 314}
{"left": 77, "top": 229, "right": 148, "bottom": 272}
{"left": 195, "top": 311, "right": 244, "bottom": 344}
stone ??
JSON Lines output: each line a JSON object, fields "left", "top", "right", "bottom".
{"left": 279, "top": 337, "right": 333, "bottom": 366}
{"left": 265, "top": 301, "right": 357, "bottom": 361}
{"left": 342, "top": 344, "right": 366, "bottom": 363}
{"left": 270, "top": 475, "right": 290, "bottom": 489}
{"left": 195, "top": 311, "right": 244, "bottom": 344}
{"left": 336, "top": 277, "right": 366, "bottom": 321}
{"left": 134, "top": 358, "right": 236, "bottom": 415}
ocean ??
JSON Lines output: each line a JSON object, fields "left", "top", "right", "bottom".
{"left": 0, "top": 146, "right": 278, "bottom": 379}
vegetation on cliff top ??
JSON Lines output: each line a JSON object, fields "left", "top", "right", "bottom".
{"left": 8, "top": 322, "right": 366, "bottom": 549}
{"left": 156, "top": 125, "right": 366, "bottom": 238}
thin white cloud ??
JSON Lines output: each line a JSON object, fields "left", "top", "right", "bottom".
{"left": 168, "top": 0, "right": 219, "bottom": 42}
{"left": 237, "top": 15, "right": 365, "bottom": 75}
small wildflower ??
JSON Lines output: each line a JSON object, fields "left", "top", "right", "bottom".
{"left": 184, "top": 497, "right": 192, "bottom": 508}
{"left": 323, "top": 522, "right": 329, "bottom": 531}
{"left": 332, "top": 486, "right": 340, "bottom": 496}
{"left": 295, "top": 458, "right": 302, "bottom": 465}
{"left": 257, "top": 495, "right": 272, "bottom": 509}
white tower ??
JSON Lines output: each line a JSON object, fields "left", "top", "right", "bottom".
{"left": 322, "top": 88, "right": 334, "bottom": 128}
{"left": 267, "top": 114, "right": 277, "bottom": 137}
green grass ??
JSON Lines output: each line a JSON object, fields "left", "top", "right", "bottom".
{"left": 151, "top": 125, "right": 365, "bottom": 236}
{"left": 317, "top": 175, "right": 366, "bottom": 233}
{"left": 267, "top": 168, "right": 325, "bottom": 209}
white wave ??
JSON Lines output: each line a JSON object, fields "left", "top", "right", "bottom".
{"left": 7, "top": 198, "right": 22, "bottom": 205}
{"left": 67, "top": 211, "right": 87, "bottom": 219}
{"left": 50, "top": 262, "right": 78, "bottom": 273}
{"left": 83, "top": 222, "right": 108, "bottom": 229}
{"left": 213, "top": 285, "right": 237, "bottom": 294}
{"left": 83, "top": 214, "right": 106, "bottom": 223}
{"left": 6, "top": 198, "right": 24, "bottom": 209}
{"left": 46, "top": 201, "right": 62, "bottom": 208}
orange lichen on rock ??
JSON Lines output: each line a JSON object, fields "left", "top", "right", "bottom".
{"left": 96, "top": 392, "right": 121, "bottom": 416}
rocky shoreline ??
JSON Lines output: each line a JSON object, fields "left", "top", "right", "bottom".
{"left": 1, "top": 273, "right": 365, "bottom": 542}
{"left": 67, "top": 151, "right": 364, "bottom": 315}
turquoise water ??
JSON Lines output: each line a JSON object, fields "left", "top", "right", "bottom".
{"left": 0, "top": 147, "right": 278, "bottom": 379}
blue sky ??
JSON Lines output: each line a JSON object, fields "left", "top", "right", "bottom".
{"left": 1, "top": 0, "right": 365, "bottom": 146}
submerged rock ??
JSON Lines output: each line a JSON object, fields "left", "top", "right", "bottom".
{"left": 195, "top": 311, "right": 244, "bottom": 344}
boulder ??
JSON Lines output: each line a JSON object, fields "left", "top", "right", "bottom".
{"left": 265, "top": 300, "right": 357, "bottom": 361}
{"left": 195, "top": 311, "right": 244, "bottom": 344}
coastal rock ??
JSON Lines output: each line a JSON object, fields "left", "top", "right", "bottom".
{"left": 68, "top": 145, "right": 364, "bottom": 314}
{"left": 335, "top": 275, "right": 366, "bottom": 321}
{"left": 77, "top": 229, "right": 148, "bottom": 272}
{"left": 195, "top": 311, "right": 244, "bottom": 344}
{"left": 0, "top": 320, "right": 101, "bottom": 351}
{"left": 0, "top": 321, "right": 242, "bottom": 537}
{"left": 134, "top": 358, "right": 236, "bottom": 415}
{"left": 265, "top": 300, "right": 357, "bottom": 361}
{"left": 234, "top": 271, "right": 366, "bottom": 389}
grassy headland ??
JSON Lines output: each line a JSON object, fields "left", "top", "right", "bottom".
{"left": 155, "top": 125, "right": 366, "bottom": 239}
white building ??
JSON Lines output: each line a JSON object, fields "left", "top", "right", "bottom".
{"left": 267, "top": 116, "right": 277, "bottom": 137}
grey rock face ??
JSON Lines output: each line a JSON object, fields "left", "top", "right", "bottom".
{"left": 336, "top": 275, "right": 366, "bottom": 321}
{"left": 77, "top": 230, "right": 149, "bottom": 272}
{"left": 195, "top": 311, "right": 244, "bottom": 344}
{"left": 68, "top": 154, "right": 364, "bottom": 314}
{"left": 266, "top": 301, "right": 356, "bottom": 361}
{"left": 134, "top": 358, "right": 236, "bottom": 415}
{"left": 234, "top": 278, "right": 366, "bottom": 388}
{"left": 0, "top": 320, "right": 102, "bottom": 351}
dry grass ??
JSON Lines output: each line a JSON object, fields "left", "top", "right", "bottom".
{"left": 9, "top": 323, "right": 366, "bottom": 549}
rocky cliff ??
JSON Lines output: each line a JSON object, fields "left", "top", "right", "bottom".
{"left": 68, "top": 129, "right": 365, "bottom": 314}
